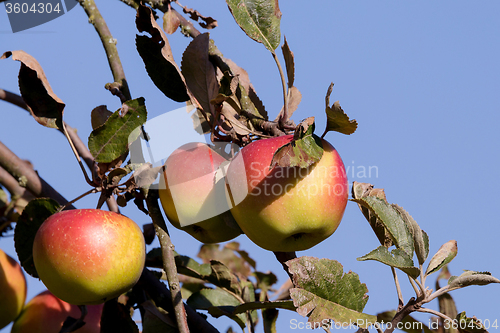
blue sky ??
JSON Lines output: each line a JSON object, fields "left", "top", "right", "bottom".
{"left": 1, "top": 1, "right": 500, "bottom": 332}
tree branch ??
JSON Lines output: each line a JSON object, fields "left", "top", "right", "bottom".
{"left": 77, "top": 0, "right": 131, "bottom": 101}
{"left": 0, "top": 141, "right": 75, "bottom": 208}
{"left": 384, "top": 297, "right": 420, "bottom": 333}
{"left": 144, "top": 188, "right": 190, "bottom": 333}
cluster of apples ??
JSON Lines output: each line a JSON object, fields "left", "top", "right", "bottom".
{"left": 159, "top": 135, "right": 348, "bottom": 252}
{"left": 0, "top": 249, "right": 102, "bottom": 332}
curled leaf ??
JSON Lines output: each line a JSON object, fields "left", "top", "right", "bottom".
{"left": 281, "top": 37, "right": 294, "bottom": 88}
{"left": 448, "top": 270, "right": 500, "bottom": 289}
{"left": 425, "top": 240, "right": 458, "bottom": 276}
{"left": 2, "top": 50, "right": 65, "bottom": 130}
{"left": 136, "top": 4, "right": 191, "bottom": 103}
{"left": 352, "top": 182, "right": 393, "bottom": 247}
{"left": 181, "top": 33, "right": 219, "bottom": 119}
{"left": 323, "top": 83, "right": 357, "bottom": 136}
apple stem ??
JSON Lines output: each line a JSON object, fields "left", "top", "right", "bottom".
{"left": 273, "top": 251, "right": 297, "bottom": 282}
{"left": 272, "top": 50, "right": 290, "bottom": 130}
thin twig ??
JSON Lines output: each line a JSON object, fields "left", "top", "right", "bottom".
{"left": 391, "top": 267, "right": 404, "bottom": 310}
{"left": 417, "top": 307, "right": 453, "bottom": 323}
{"left": 62, "top": 122, "right": 93, "bottom": 186}
{"left": 145, "top": 188, "right": 190, "bottom": 333}
{"left": 408, "top": 275, "right": 420, "bottom": 298}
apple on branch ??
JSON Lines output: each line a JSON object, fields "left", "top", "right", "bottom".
{"left": 0, "top": 249, "right": 27, "bottom": 329}
{"left": 32, "top": 209, "right": 146, "bottom": 305}
{"left": 159, "top": 142, "right": 242, "bottom": 243}
{"left": 225, "top": 133, "right": 348, "bottom": 252}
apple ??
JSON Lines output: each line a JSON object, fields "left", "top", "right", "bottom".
{"left": 0, "top": 249, "right": 26, "bottom": 329}
{"left": 159, "top": 142, "right": 242, "bottom": 243}
{"left": 225, "top": 135, "right": 348, "bottom": 252}
{"left": 11, "top": 290, "right": 103, "bottom": 333}
{"left": 32, "top": 209, "right": 145, "bottom": 305}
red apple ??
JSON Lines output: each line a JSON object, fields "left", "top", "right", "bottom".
{"left": 0, "top": 249, "right": 26, "bottom": 329}
{"left": 159, "top": 142, "right": 242, "bottom": 243}
{"left": 11, "top": 290, "right": 102, "bottom": 333}
{"left": 225, "top": 135, "right": 348, "bottom": 252}
{"left": 32, "top": 209, "right": 145, "bottom": 305}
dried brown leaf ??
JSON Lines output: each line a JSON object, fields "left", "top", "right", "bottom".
{"left": 281, "top": 37, "right": 294, "bottom": 88}
{"left": 136, "top": 4, "right": 197, "bottom": 105}
{"left": 1, "top": 50, "right": 65, "bottom": 130}
{"left": 181, "top": 33, "right": 219, "bottom": 120}
{"left": 163, "top": 9, "right": 181, "bottom": 34}
{"left": 181, "top": 5, "right": 218, "bottom": 29}
{"left": 91, "top": 105, "right": 113, "bottom": 130}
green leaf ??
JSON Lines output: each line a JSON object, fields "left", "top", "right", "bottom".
{"left": 352, "top": 196, "right": 414, "bottom": 257}
{"left": 187, "top": 288, "right": 246, "bottom": 329}
{"left": 14, "top": 198, "right": 60, "bottom": 278}
{"left": 262, "top": 307, "right": 279, "bottom": 333}
{"left": 207, "top": 260, "right": 242, "bottom": 295}
{"left": 181, "top": 33, "right": 219, "bottom": 118}
{"left": 455, "top": 312, "right": 488, "bottom": 333}
{"left": 377, "top": 311, "right": 434, "bottom": 333}
{"left": 286, "top": 257, "right": 375, "bottom": 328}
{"left": 351, "top": 182, "right": 393, "bottom": 248}
{"left": 175, "top": 254, "right": 213, "bottom": 278}
{"left": 88, "top": 97, "right": 147, "bottom": 163}
{"left": 357, "top": 246, "right": 420, "bottom": 279}
{"left": 323, "top": 83, "right": 357, "bottom": 136}
{"left": 136, "top": 4, "right": 190, "bottom": 102}
{"left": 448, "top": 270, "right": 500, "bottom": 289}
{"left": 392, "top": 204, "right": 429, "bottom": 265}
{"left": 2, "top": 51, "right": 65, "bottom": 131}
{"left": 425, "top": 240, "right": 458, "bottom": 276}
{"left": 270, "top": 117, "right": 324, "bottom": 168}
{"left": 226, "top": 0, "right": 282, "bottom": 51}
{"left": 289, "top": 288, "right": 376, "bottom": 329}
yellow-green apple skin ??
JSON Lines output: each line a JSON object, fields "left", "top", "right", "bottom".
{"left": 159, "top": 142, "right": 242, "bottom": 243}
{"left": 32, "top": 209, "right": 145, "bottom": 305}
{"left": 11, "top": 290, "right": 103, "bottom": 333}
{"left": 226, "top": 135, "right": 348, "bottom": 252}
{"left": 0, "top": 249, "right": 26, "bottom": 329}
